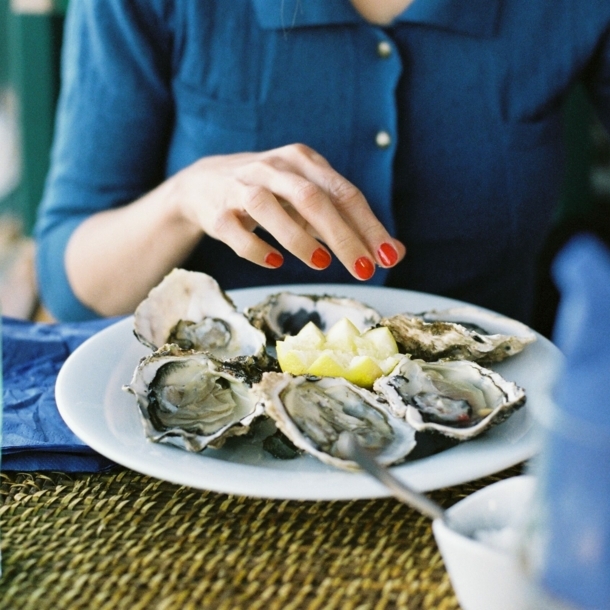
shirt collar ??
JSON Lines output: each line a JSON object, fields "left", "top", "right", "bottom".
{"left": 251, "top": 0, "right": 502, "bottom": 38}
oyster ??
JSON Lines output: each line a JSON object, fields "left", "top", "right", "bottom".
{"left": 245, "top": 292, "right": 381, "bottom": 341}
{"left": 381, "top": 306, "right": 536, "bottom": 363}
{"left": 253, "top": 372, "right": 417, "bottom": 470}
{"left": 133, "top": 269, "right": 267, "bottom": 360}
{"left": 124, "top": 344, "right": 264, "bottom": 452}
{"left": 373, "top": 355, "right": 526, "bottom": 441}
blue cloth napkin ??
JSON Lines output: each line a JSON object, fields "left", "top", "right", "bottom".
{"left": 2, "top": 316, "right": 123, "bottom": 472}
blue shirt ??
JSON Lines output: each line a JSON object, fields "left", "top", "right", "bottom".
{"left": 35, "top": 0, "right": 610, "bottom": 323}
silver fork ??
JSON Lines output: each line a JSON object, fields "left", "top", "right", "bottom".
{"left": 338, "top": 432, "right": 447, "bottom": 522}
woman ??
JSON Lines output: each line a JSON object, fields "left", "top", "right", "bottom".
{"left": 35, "top": 0, "right": 610, "bottom": 323}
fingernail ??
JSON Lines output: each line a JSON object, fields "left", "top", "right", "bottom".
{"left": 354, "top": 256, "right": 375, "bottom": 280}
{"left": 378, "top": 242, "right": 398, "bottom": 266}
{"left": 311, "top": 248, "right": 331, "bottom": 269}
{"left": 264, "top": 252, "right": 284, "bottom": 268}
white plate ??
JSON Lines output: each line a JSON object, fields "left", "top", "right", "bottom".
{"left": 56, "top": 284, "right": 562, "bottom": 500}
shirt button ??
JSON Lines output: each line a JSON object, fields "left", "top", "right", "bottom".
{"left": 375, "top": 131, "right": 392, "bottom": 148}
{"left": 377, "top": 40, "right": 392, "bottom": 58}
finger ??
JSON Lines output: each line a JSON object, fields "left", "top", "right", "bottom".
{"left": 393, "top": 239, "right": 407, "bottom": 261}
{"left": 210, "top": 210, "right": 285, "bottom": 269}
{"left": 318, "top": 178, "right": 401, "bottom": 269}
{"left": 241, "top": 186, "right": 333, "bottom": 270}
{"left": 244, "top": 169, "right": 376, "bottom": 280}
{"left": 279, "top": 146, "right": 402, "bottom": 269}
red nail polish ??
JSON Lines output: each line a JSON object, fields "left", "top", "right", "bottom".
{"left": 311, "top": 248, "right": 331, "bottom": 269}
{"left": 378, "top": 242, "right": 398, "bottom": 266}
{"left": 265, "top": 252, "right": 284, "bottom": 268}
{"left": 354, "top": 256, "right": 375, "bottom": 280}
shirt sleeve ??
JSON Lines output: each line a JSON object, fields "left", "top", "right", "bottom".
{"left": 34, "top": 0, "right": 174, "bottom": 321}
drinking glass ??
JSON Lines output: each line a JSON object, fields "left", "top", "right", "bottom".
{"left": 522, "top": 234, "right": 610, "bottom": 610}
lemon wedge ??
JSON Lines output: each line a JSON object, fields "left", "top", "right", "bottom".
{"left": 276, "top": 318, "right": 400, "bottom": 388}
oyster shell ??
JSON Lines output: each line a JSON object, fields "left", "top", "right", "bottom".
{"left": 124, "top": 344, "right": 264, "bottom": 452}
{"left": 253, "top": 372, "right": 417, "bottom": 471}
{"left": 373, "top": 355, "right": 526, "bottom": 441}
{"left": 381, "top": 306, "right": 536, "bottom": 363}
{"left": 133, "top": 269, "right": 267, "bottom": 360}
{"left": 245, "top": 292, "right": 382, "bottom": 342}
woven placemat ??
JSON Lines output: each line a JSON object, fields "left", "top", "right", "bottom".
{"left": 0, "top": 464, "right": 523, "bottom": 610}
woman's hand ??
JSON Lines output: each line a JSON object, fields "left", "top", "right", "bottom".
{"left": 65, "top": 143, "right": 406, "bottom": 318}
{"left": 174, "top": 143, "right": 405, "bottom": 280}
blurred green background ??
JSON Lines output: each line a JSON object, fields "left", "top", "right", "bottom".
{"left": 0, "top": 0, "right": 68, "bottom": 235}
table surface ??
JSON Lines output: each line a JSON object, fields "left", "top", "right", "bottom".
{"left": 0, "top": 463, "right": 524, "bottom": 610}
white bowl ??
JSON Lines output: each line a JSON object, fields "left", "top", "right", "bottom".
{"left": 432, "top": 475, "right": 535, "bottom": 610}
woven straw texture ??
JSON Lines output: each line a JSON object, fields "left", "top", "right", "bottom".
{"left": 1, "top": 464, "right": 522, "bottom": 610}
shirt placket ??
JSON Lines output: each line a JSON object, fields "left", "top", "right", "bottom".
{"left": 349, "top": 26, "right": 402, "bottom": 241}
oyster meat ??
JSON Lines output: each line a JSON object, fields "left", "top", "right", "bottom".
{"left": 253, "top": 371, "right": 417, "bottom": 470}
{"left": 133, "top": 269, "right": 267, "bottom": 360}
{"left": 245, "top": 292, "right": 382, "bottom": 341}
{"left": 381, "top": 306, "right": 536, "bottom": 363}
{"left": 373, "top": 355, "right": 526, "bottom": 441}
{"left": 124, "top": 344, "right": 265, "bottom": 452}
